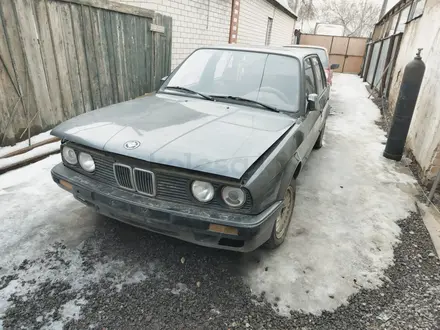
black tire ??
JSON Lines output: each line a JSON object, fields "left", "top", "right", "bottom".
{"left": 266, "top": 179, "right": 296, "bottom": 249}
{"left": 314, "top": 123, "right": 326, "bottom": 149}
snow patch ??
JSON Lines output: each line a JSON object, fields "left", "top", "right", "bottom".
{"left": 0, "top": 141, "right": 60, "bottom": 170}
{"left": 115, "top": 270, "right": 148, "bottom": 292}
{"left": 170, "top": 282, "right": 190, "bottom": 295}
{"left": 0, "top": 156, "right": 153, "bottom": 325}
{"left": 245, "top": 74, "right": 418, "bottom": 316}
{"left": 0, "top": 155, "right": 93, "bottom": 268}
{"left": 0, "top": 245, "right": 151, "bottom": 324}
{"left": 0, "top": 130, "right": 53, "bottom": 158}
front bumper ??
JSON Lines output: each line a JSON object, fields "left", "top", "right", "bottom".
{"left": 51, "top": 163, "right": 282, "bottom": 252}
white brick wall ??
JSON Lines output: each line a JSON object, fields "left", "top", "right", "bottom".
{"left": 238, "top": 0, "right": 295, "bottom": 46}
{"left": 114, "top": 0, "right": 296, "bottom": 68}
{"left": 237, "top": 0, "right": 274, "bottom": 45}
{"left": 271, "top": 5, "right": 296, "bottom": 45}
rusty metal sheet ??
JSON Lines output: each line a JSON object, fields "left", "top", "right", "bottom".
{"left": 347, "top": 38, "right": 367, "bottom": 56}
{"left": 330, "top": 37, "right": 349, "bottom": 55}
{"left": 300, "top": 34, "right": 332, "bottom": 52}
{"left": 329, "top": 55, "right": 344, "bottom": 73}
{"left": 343, "top": 56, "right": 364, "bottom": 74}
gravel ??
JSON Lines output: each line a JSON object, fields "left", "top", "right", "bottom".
{"left": 2, "top": 210, "right": 440, "bottom": 329}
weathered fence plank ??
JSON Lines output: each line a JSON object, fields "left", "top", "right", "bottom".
{"left": 0, "top": 0, "right": 33, "bottom": 143}
{"left": 113, "top": 13, "right": 127, "bottom": 102}
{"left": 124, "top": 14, "right": 134, "bottom": 100}
{"left": 47, "top": 1, "right": 75, "bottom": 120}
{"left": 34, "top": 0, "right": 64, "bottom": 124}
{"left": 0, "top": 0, "right": 172, "bottom": 147}
{"left": 104, "top": 10, "right": 118, "bottom": 104}
{"left": 60, "top": 2, "right": 84, "bottom": 115}
{"left": 14, "top": 0, "right": 51, "bottom": 129}
{"left": 0, "top": 9, "right": 18, "bottom": 143}
{"left": 57, "top": 0, "right": 155, "bottom": 19}
{"left": 93, "top": 8, "right": 113, "bottom": 107}
{"left": 70, "top": 3, "right": 92, "bottom": 112}
{"left": 81, "top": 5, "right": 102, "bottom": 110}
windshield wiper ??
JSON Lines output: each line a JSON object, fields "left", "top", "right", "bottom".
{"left": 165, "top": 86, "right": 215, "bottom": 101}
{"left": 211, "top": 95, "right": 279, "bottom": 113}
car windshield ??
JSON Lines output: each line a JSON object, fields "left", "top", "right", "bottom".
{"left": 162, "top": 49, "right": 300, "bottom": 112}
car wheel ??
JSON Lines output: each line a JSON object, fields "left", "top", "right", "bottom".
{"left": 314, "top": 123, "right": 326, "bottom": 149}
{"left": 266, "top": 179, "right": 296, "bottom": 249}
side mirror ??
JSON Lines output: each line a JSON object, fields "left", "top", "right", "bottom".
{"left": 330, "top": 64, "right": 340, "bottom": 70}
{"left": 307, "top": 94, "right": 319, "bottom": 111}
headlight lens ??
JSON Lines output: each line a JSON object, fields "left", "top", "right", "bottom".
{"left": 222, "top": 187, "right": 246, "bottom": 207}
{"left": 78, "top": 152, "right": 95, "bottom": 172}
{"left": 62, "top": 146, "right": 78, "bottom": 165}
{"left": 191, "top": 181, "right": 214, "bottom": 203}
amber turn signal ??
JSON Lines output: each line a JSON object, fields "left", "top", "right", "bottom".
{"left": 208, "top": 224, "right": 239, "bottom": 236}
{"left": 59, "top": 179, "right": 73, "bottom": 191}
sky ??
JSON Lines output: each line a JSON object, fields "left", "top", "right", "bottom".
{"left": 297, "top": 0, "right": 401, "bottom": 33}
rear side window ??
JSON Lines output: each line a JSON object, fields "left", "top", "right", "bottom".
{"left": 316, "top": 49, "right": 329, "bottom": 68}
{"left": 304, "top": 58, "right": 316, "bottom": 95}
{"left": 311, "top": 57, "right": 326, "bottom": 94}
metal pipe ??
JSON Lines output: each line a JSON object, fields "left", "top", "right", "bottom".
{"left": 380, "top": 0, "right": 389, "bottom": 19}
{"left": 428, "top": 170, "right": 440, "bottom": 202}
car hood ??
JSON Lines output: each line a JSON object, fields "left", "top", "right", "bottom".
{"left": 51, "top": 94, "right": 296, "bottom": 179}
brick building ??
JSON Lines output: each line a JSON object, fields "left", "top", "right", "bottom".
{"left": 115, "top": 0, "right": 298, "bottom": 68}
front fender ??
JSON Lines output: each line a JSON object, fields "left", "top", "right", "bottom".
{"left": 276, "top": 156, "right": 300, "bottom": 200}
{"left": 244, "top": 125, "right": 302, "bottom": 213}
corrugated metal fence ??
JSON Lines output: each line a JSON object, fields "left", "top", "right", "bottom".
{"left": 361, "top": 33, "right": 402, "bottom": 97}
{"left": 0, "top": 0, "right": 172, "bottom": 147}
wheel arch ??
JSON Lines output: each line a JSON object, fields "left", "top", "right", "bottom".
{"left": 276, "top": 157, "right": 301, "bottom": 200}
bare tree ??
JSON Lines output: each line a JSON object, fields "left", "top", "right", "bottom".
{"left": 317, "top": 0, "right": 381, "bottom": 37}
{"left": 296, "top": 0, "right": 317, "bottom": 31}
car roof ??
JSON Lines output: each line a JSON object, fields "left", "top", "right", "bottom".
{"left": 284, "top": 44, "right": 328, "bottom": 53}
{"left": 196, "top": 44, "right": 321, "bottom": 61}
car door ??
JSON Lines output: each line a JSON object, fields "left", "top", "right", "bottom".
{"left": 310, "top": 56, "right": 330, "bottom": 129}
{"left": 295, "top": 57, "right": 320, "bottom": 163}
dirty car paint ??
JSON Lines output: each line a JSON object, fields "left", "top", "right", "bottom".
{"left": 51, "top": 94, "right": 296, "bottom": 179}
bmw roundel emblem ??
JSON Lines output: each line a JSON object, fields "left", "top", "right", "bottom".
{"left": 123, "top": 140, "right": 141, "bottom": 150}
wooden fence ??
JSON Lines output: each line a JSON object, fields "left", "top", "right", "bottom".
{"left": 0, "top": 0, "right": 172, "bottom": 146}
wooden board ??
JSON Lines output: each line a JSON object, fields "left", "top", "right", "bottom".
{"left": 14, "top": 0, "right": 50, "bottom": 129}
{"left": 34, "top": 0, "right": 64, "bottom": 124}
{"left": 81, "top": 5, "right": 102, "bottom": 109}
{"left": 47, "top": 1, "right": 75, "bottom": 119}
{"left": 59, "top": 2, "right": 84, "bottom": 115}
{"left": 104, "top": 10, "right": 119, "bottom": 104}
{"left": 0, "top": 0, "right": 34, "bottom": 136}
{"left": 71, "top": 3, "right": 92, "bottom": 112}
{"left": 113, "top": 13, "right": 128, "bottom": 102}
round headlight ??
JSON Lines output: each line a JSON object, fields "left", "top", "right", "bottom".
{"left": 78, "top": 152, "right": 95, "bottom": 172}
{"left": 62, "top": 146, "right": 78, "bottom": 165}
{"left": 191, "top": 181, "right": 214, "bottom": 203}
{"left": 222, "top": 187, "right": 246, "bottom": 208}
